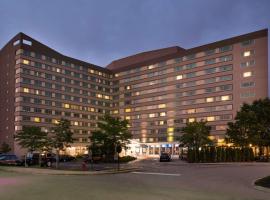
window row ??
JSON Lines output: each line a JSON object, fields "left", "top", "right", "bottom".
{"left": 17, "top": 49, "right": 111, "bottom": 78}
{"left": 178, "top": 104, "right": 232, "bottom": 115}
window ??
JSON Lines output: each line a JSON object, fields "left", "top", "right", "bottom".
{"left": 158, "top": 104, "right": 166, "bottom": 109}
{"left": 125, "top": 108, "right": 131, "bottom": 113}
{"left": 243, "top": 50, "right": 254, "bottom": 57}
{"left": 23, "top": 88, "right": 30, "bottom": 93}
{"left": 125, "top": 85, "right": 131, "bottom": 90}
{"left": 159, "top": 112, "right": 166, "bottom": 117}
{"left": 64, "top": 103, "right": 70, "bottom": 109}
{"left": 241, "top": 60, "right": 255, "bottom": 68}
{"left": 188, "top": 118, "right": 195, "bottom": 123}
{"left": 206, "top": 97, "right": 214, "bottom": 103}
{"left": 221, "top": 95, "right": 230, "bottom": 101}
{"left": 187, "top": 109, "right": 195, "bottom": 114}
{"left": 186, "top": 72, "right": 196, "bottom": 78}
{"left": 34, "top": 117, "right": 41, "bottom": 123}
{"left": 243, "top": 71, "right": 252, "bottom": 77}
{"left": 176, "top": 75, "right": 183, "bottom": 80}
{"left": 241, "top": 82, "right": 255, "bottom": 88}
{"left": 220, "top": 45, "right": 232, "bottom": 52}
{"left": 205, "top": 49, "right": 215, "bottom": 56}
{"left": 240, "top": 92, "right": 255, "bottom": 98}
{"left": 149, "top": 113, "right": 155, "bottom": 118}
{"left": 241, "top": 40, "right": 254, "bottom": 46}
{"left": 22, "top": 59, "right": 30, "bottom": 65}
{"left": 148, "top": 65, "right": 154, "bottom": 69}
{"left": 219, "top": 55, "right": 232, "bottom": 62}
{"left": 207, "top": 116, "right": 215, "bottom": 122}
{"left": 13, "top": 40, "right": 20, "bottom": 46}
{"left": 205, "top": 59, "right": 215, "bottom": 65}
{"left": 22, "top": 40, "right": 32, "bottom": 46}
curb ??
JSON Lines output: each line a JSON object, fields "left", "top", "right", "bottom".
{"left": 0, "top": 166, "right": 139, "bottom": 176}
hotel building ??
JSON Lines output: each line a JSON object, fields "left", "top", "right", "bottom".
{"left": 0, "top": 29, "right": 268, "bottom": 156}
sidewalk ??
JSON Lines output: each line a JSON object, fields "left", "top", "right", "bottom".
{"left": 0, "top": 166, "right": 139, "bottom": 175}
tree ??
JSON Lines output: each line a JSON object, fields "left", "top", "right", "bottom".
{"left": 225, "top": 98, "right": 270, "bottom": 157}
{"left": 50, "top": 119, "right": 74, "bottom": 169}
{"left": 180, "top": 121, "right": 212, "bottom": 149}
{"left": 0, "top": 142, "right": 11, "bottom": 153}
{"left": 15, "top": 126, "right": 48, "bottom": 166}
{"left": 89, "top": 114, "right": 132, "bottom": 161}
{"left": 179, "top": 121, "right": 212, "bottom": 162}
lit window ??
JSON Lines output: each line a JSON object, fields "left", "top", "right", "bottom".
{"left": 243, "top": 71, "right": 252, "bottom": 77}
{"left": 149, "top": 113, "right": 155, "bottom": 118}
{"left": 167, "top": 127, "right": 174, "bottom": 132}
{"left": 125, "top": 108, "right": 131, "bottom": 113}
{"left": 188, "top": 118, "right": 195, "bottom": 123}
{"left": 97, "top": 94, "right": 102, "bottom": 98}
{"left": 158, "top": 104, "right": 166, "bottom": 109}
{"left": 23, "top": 88, "right": 30, "bottom": 93}
{"left": 23, "top": 59, "right": 30, "bottom": 65}
{"left": 148, "top": 65, "right": 154, "bottom": 69}
{"left": 176, "top": 75, "right": 183, "bottom": 80}
{"left": 125, "top": 116, "right": 131, "bottom": 120}
{"left": 216, "top": 125, "right": 227, "bottom": 131}
{"left": 243, "top": 51, "right": 252, "bottom": 57}
{"left": 135, "top": 92, "right": 140, "bottom": 96}
{"left": 187, "top": 109, "right": 195, "bottom": 114}
{"left": 53, "top": 119, "right": 59, "bottom": 124}
{"left": 56, "top": 68, "right": 61, "bottom": 73}
{"left": 125, "top": 85, "right": 131, "bottom": 90}
{"left": 64, "top": 103, "right": 70, "bottom": 109}
{"left": 113, "top": 110, "right": 119, "bottom": 114}
{"left": 104, "top": 95, "right": 110, "bottom": 100}
{"left": 90, "top": 69, "right": 94, "bottom": 74}
{"left": 35, "top": 90, "right": 40, "bottom": 95}
{"left": 88, "top": 107, "right": 95, "bottom": 112}
{"left": 159, "top": 121, "right": 165, "bottom": 125}
{"left": 115, "top": 73, "right": 119, "bottom": 77}
{"left": 160, "top": 112, "right": 166, "bottom": 117}
{"left": 74, "top": 121, "right": 79, "bottom": 126}
{"left": 207, "top": 116, "right": 215, "bottom": 121}
{"left": 206, "top": 97, "right": 214, "bottom": 103}
{"left": 34, "top": 117, "right": 41, "bottom": 123}
{"left": 221, "top": 95, "right": 230, "bottom": 101}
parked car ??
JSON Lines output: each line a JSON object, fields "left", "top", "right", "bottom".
{"left": 25, "top": 153, "right": 56, "bottom": 167}
{"left": 159, "top": 153, "right": 171, "bottom": 162}
{"left": 0, "top": 154, "right": 23, "bottom": 166}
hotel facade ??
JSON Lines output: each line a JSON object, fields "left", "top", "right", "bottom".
{"left": 0, "top": 29, "right": 268, "bottom": 156}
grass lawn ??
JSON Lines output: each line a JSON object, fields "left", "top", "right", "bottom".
{"left": 255, "top": 176, "right": 270, "bottom": 188}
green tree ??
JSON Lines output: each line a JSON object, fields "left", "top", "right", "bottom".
{"left": 90, "top": 114, "right": 132, "bottom": 161}
{"left": 226, "top": 98, "right": 270, "bottom": 157}
{"left": 179, "top": 121, "right": 212, "bottom": 162}
{"left": 50, "top": 119, "right": 74, "bottom": 169}
{"left": 0, "top": 142, "right": 11, "bottom": 153}
{"left": 15, "top": 126, "right": 48, "bottom": 166}
{"left": 180, "top": 121, "right": 212, "bottom": 149}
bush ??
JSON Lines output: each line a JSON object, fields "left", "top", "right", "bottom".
{"left": 255, "top": 176, "right": 270, "bottom": 188}
{"left": 119, "top": 156, "right": 136, "bottom": 163}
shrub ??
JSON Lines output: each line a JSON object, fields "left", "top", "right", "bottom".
{"left": 119, "top": 156, "right": 136, "bottom": 163}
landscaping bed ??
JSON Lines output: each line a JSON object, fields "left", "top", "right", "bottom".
{"left": 255, "top": 176, "right": 270, "bottom": 188}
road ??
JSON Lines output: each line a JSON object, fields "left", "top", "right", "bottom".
{"left": 0, "top": 159, "right": 270, "bottom": 200}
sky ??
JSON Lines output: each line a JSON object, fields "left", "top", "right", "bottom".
{"left": 0, "top": 0, "right": 269, "bottom": 67}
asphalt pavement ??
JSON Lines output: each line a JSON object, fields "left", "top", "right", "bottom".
{"left": 0, "top": 158, "right": 269, "bottom": 200}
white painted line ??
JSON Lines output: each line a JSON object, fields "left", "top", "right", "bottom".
{"left": 131, "top": 172, "right": 181, "bottom": 176}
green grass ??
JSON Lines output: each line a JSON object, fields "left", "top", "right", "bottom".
{"left": 255, "top": 176, "right": 270, "bottom": 188}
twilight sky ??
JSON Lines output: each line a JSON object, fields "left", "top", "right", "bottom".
{"left": 0, "top": 0, "right": 269, "bottom": 67}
